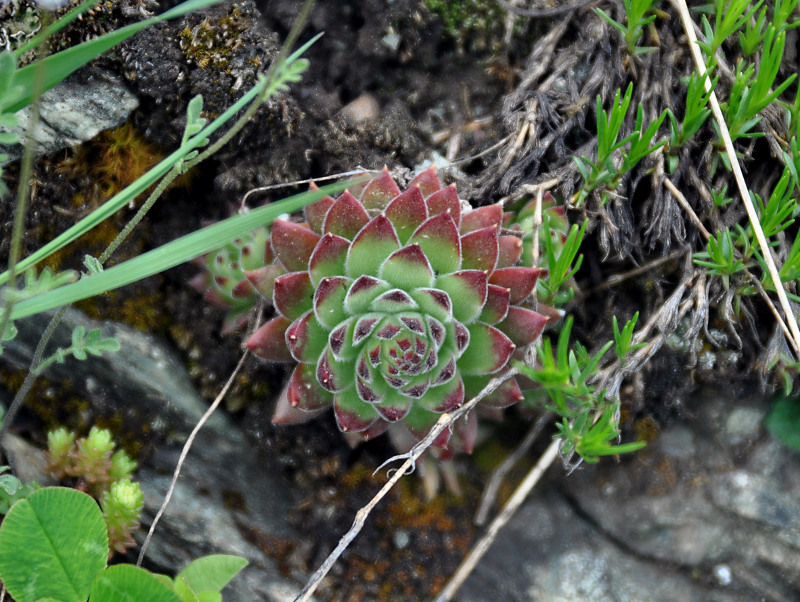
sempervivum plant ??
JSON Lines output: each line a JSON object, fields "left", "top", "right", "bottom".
{"left": 189, "top": 225, "right": 274, "bottom": 334}
{"left": 244, "top": 168, "right": 549, "bottom": 451}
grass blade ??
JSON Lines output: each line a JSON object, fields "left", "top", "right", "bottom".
{"left": 9, "top": 179, "right": 361, "bottom": 320}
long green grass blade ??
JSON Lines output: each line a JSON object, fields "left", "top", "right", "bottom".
{"left": 0, "top": 80, "right": 261, "bottom": 287}
{"left": 7, "top": 0, "right": 225, "bottom": 113}
{"left": 1, "top": 33, "right": 321, "bottom": 287}
{"left": 9, "top": 179, "right": 361, "bottom": 320}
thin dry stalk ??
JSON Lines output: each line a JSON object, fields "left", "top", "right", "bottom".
{"left": 435, "top": 438, "right": 561, "bottom": 602}
{"left": 474, "top": 411, "right": 552, "bottom": 526}
{"left": 136, "top": 349, "right": 250, "bottom": 566}
{"left": 293, "top": 368, "right": 523, "bottom": 602}
{"left": 671, "top": 0, "right": 800, "bottom": 359}
{"left": 663, "top": 177, "right": 712, "bottom": 240}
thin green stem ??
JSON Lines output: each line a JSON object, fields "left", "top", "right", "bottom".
{"left": 99, "top": 167, "right": 181, "bottom": 264}
{"left": 0, "top": 306, "right": 68, "bottom": 450}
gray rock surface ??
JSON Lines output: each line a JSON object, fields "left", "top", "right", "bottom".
{"left": 459, "top": 390, "right": 800, "bottom": 602}
{"left": 0, "top": 308, "right": 305, "bottom": 600}
{"left": 1, "top": 68, "right": 138, "bottom": 164}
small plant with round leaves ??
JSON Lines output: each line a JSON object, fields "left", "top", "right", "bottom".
{"left": 243, "top": 168, "right": 550, "bottom": 452}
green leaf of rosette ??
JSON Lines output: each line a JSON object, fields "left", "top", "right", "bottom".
{"left": 0, "top": 487, "right": 107, "bottom": 602}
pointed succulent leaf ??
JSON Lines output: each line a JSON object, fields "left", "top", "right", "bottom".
{"left": 458, "top": 323, "right": 515, "bottom": 375}
{"left": 399, "top": 373, "right": 431, "bottom": 399}
{"left": 356, "top": 372, "right": 385, "bottom": 403}
{"left": 374, "top": 389, "right": 414, "bottom": 422}
{"left": 334, "top": 392, "right": 380, "bottom": 432}
{"left": 461, "top": 226, "right": 499, "bottom": 272}
{"left": 273, "top": 384, "right": 327, "bottom": 425}
{"left": 271, "top": 220, "right": 321, "bottom": 272}
{"left": 408, "top": 166, "right": 441, "bottom": 198}
{"left": 309, "top": 233, "right": 349, "bottom": 286}
{"left": 463, "top": 372, "right": 524, "bottom": 409}
{"left": 427, "top": 316, "right": 447, "bottom": 350}
{"left": 314, "top": 276, "right": 351, "bottom": 328}
{"left": 404, "top": 405, "right": 451, "bottom": 447}
{"left": 497, "top": 306, "right": 549, "bottom": 346}
{"left": 285, "top": 362, "right": 334, "bottom": 411}
{"left": 430, "top": 349, "right": 457, "bottom": 385}
{"left": 444, "top": 320, "right": 471, "bottom": 356}
{"left": 478, "top": 284, "right": 510, "bottom": 325}
{"left": 408, "top": 213, "right": 461, "bottom": 275}
{"left": 497, "top": 235, "right": 523, "bottom": 268}
{"left": 244, "top": 265, "right": 285, "bottom": 301}
{"left": 426, "top": 185, "right": 461, "bottom": 228}
{"left": 489, "top": 267, "right": 542, "bottom": 304}
{"left": 435, "top": 270, "right": 488, "bottom": 324}
{"left": 328, "top": 317, "right": 358, "bottom": 360}
{"left": 416, "top": 374, "right": 464, "bottom": 412}
{"left": 245, "top": 317, "right": 294, "bottom": 362}
{"left": 345, "top": 214, "right": 401, "bottom": 278}
{"left": 358, "top": 419, "right": 389, "bottom": 441}
{"left": 452, "top": 410, "right": 478, "bottom": 453}
{"left": 353, "top": 314, "right": 382, "bottom": 348}
{"left": 345, "top": 276, "right": 392, "bottom": 315}
{"left": 304, "top": 183, "right": 335, "bottom": 233}
{"left": 379, "top": 244, "right": 435, "bottom": 289}
{"left": 410, "top": 288, "right": 453, "bottom": 323}
{"left": 370, "top": 289, "right": 419, "bottom": 313}
{"left": 286, "top": 310, "right": 329, "bottom": 363}
{"left": 385, "top": 186, "right": 428, "bottom": 243}
{"left": 317, "top": 346, "right": 354, "bottom": 392}
{"left": 460, "top": 204, "right": 503, "bottom": 234}
{"left": 323, "top": 191, "right": 371, "bottom": 240}
{"left": 360, "top": 167, "right": 401, "bottom": 211}
{"left": 273, "top": 271, "right": 314, "bottom": 320}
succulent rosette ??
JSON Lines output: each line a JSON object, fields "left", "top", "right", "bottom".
{"left": 245, "top": 168, "right": 549, "bottom": 450}
{"left": 189, "top": 226, "right": 274, "bottom": 334}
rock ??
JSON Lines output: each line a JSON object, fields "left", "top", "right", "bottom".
{"left": 0, "top": 308, "right": 306, "bottom": 600}
{"left": 1, "top": 69, "right": 139, "bottom": 164}
{"left": 457, "top": 389, "right": 800, "bottom": 601}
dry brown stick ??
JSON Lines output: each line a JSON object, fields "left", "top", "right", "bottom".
{"left": 137, "top": 348, "right": 250, "bottom": 566}
{"left": 293, "top": 368, "right": 522, "bottom": 602}
{"left": 474, "top": 411, "right": 553, "bottom": 526}
{"left": 435, "top": 438, "right": 561, "bottom": 602}
{"left": 672, "top": 0, "right": 800, "bottom": 360}
{"left": 663, "top": 177, "right": 712, "bottom": 240}
{"left": 440, "top": 273, "right": 697, "bottom": 601}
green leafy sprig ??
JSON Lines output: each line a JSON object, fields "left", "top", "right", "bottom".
{"left": 595, "top": 0, "right": 659, "bottom": 57}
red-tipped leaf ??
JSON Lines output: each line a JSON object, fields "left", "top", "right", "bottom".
{"left": 245, "top": 317, "right": 294, "bottom": 362}
{"left": 323, "top": 190, "right": 371, "bottom": 240}
{"left": 460, "top": 226, "right": 499, "bottom": 272}
{"left": 271, "top": 220, "right": 321, "bottom": 272}
{"left": 489, "top": 267, "right": 543, "bottom": 304}
{"left": 273, "top": 271, "right": 314, "bottom": 320}
{"left": 497, "top": 306, "right": 549, "bottom": 346}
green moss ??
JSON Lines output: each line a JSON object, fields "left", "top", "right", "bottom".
{"left": 425, "top": 0, "right": 508, "bottom": 48}
{"left": 178, "top": 4, "right": 248, "bottom": 71}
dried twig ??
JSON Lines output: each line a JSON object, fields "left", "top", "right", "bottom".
{"left": 293, "top": 368, "right": 522, "bottom": 602}
{"left": 671, "top": 0, "right": 800, "bottom": 360}
{"left": 137, "top": 346, "right": 252, "bottom": 566}
{"left": 663, "top": 177, "right": 712, "bottom": 240}
{"left": 435, "top": 438, "right": 561, "bottom": 602}
{"left": 474, "top": 411, "right": 552, "bottom": 526}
